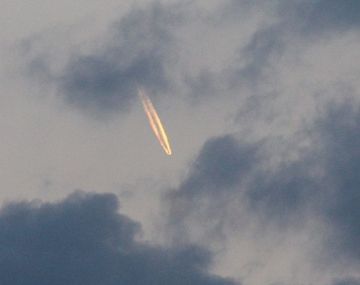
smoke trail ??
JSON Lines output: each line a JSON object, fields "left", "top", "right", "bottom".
{"left": 138, "top": 88, "right": 172, "bottom": 156}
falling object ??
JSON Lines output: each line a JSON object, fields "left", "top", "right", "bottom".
{"left": 138, "top": 87, "right": 172, "bottom": 156}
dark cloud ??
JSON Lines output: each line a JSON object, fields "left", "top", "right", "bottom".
{"left": 246, "top": 159, "right": 320, "bottom": 222}
{"left": 25, "top": 1, "right": 359, "bottom": 108}
{"left": 167, "top": 135, "right": 259, "bottom": 242}
{"left": 171, "top": 0, "right": 360, "bottom": 108}
{"left": 318, "top": 103, "right": 360, "bottom": 260}
{"left": 167, "top": 132, "right": 317, "bottom": 243}
{"left": 227, "top": 0, "right": 360, "bottom": 89}
{"left": 0, "top": 191, "right": 238, "bottom": 285}
{"left": 280, "top": 0, "right": 360, "bottom": 33}
{"left": 28, "top": 2, "right": 187, "bottom": 116}
{"left": 332, "top": 279, "right": 360, "bottom": 285}
{"left": 227, "top": 25, "right": 285, "bottom": 89}
{"left": 167, "top": 101, "right": 360, "bottom": 264}
{"left": 175, "top": 135, "right": 258, "bottom": 196}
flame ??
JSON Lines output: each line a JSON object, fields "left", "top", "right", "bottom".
{"left": 138, "top": 87, "right": 172, "bottom": 155}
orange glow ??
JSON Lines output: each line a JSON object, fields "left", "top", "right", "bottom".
{"left": 138, "top": 87, "right": 172, "bottom": 155}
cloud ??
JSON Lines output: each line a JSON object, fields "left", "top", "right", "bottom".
{"left": 24, "top": 0, "right": 359, "bottom": 110}
{"left": 228, "top": 25, "right": 285, "bottom": 88}
{"left": 280, "top": 0, "right": 360, "bottom": 33}
{"left": 333, "top": 279, "right": 360, "bottom": 285}
{"left": 227, "top": 0, "right": 360, "bottom": 89}
{"left": 167, "top": 131, "right": 319, "bottom": 234}
{"left": 27, "top": 2, "right": 186, "bottom": 116}
{"left": 166, "top": 100, "right": 360, "bottom": 282}
{"left": 62, "top": 3, "right": 179, "bottom": 114}
{"left": 174, "top": 135, "right": 258, "bottom": 195}
{"left": 10, "top": 1, "right": 360, "bottom": 283}
{"left": 167, "top": 135, "right": 259, "bottom": 243}
{"left": 245, "top": 101, "right": 360, "bottom": 256}
{"left": 318, "top": 103, "right": 360, "bottom": 261}
{"left": 0, "top": 191, "right": 238, "bottom": 285}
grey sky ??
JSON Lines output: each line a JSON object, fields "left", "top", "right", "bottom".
{"left": 0, "top": 0, "right": 359, "bottom": 284}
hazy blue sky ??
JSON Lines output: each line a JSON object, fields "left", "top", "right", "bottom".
{"left": 0, "top": 1, "right": 359, "bottom": 284}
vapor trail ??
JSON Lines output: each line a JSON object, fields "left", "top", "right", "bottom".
{"left": 138, "top": 87, "right": 172, "bottom": 155}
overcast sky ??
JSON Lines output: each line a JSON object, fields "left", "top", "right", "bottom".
{"left": 0, "top": 1, "right": 359, "bottom": 284}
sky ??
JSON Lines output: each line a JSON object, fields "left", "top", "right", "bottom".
{"left": 0, "top": 0, "right": 359, "bottom": 284}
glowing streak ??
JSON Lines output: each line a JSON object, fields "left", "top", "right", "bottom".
{"left": 138, "top": 87, "right": 172, "bottom": 155}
